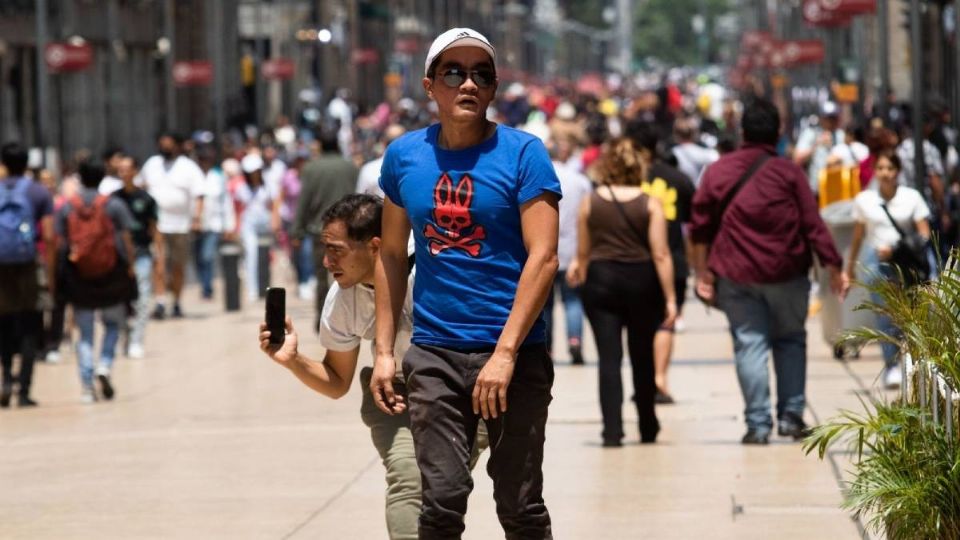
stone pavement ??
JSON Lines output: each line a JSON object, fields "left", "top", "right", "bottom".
{"left": 0, "top": 283, "right": 883, "bottom": 539}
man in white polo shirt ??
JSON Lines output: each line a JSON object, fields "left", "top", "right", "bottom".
{"left": 259, "top": 193, "right": 486, "bottom": 539}
{"left": 141, "top": 133, "right": 205, "bottom": 319}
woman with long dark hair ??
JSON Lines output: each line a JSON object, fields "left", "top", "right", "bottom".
{"left": 846, "top": 150, "right": 931, "bottom": 388}
{"left": 567, "top": 138, "right": 677, "bottom": 446}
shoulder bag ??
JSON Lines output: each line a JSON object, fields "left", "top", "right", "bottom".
{"left": 695, "top": 153, "right": 771, "bottom": 306}
{"left": 879, "top": 203, "right": 930, "bottom": 286}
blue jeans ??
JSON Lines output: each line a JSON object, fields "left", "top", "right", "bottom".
{"left": 717, "top": 276, "right": 810, "bottom": 433}
{"left": 294, "top": 235, "right": 315, "bottom": 285}
{"left": 543, "top": 271, "right": 583, "bottom": 351}
{"left": 130, "top": 253, "right": 153, "bottom": 347}
{"left": 194, "top": 231, "right": 220, "bottom": 298}
{"left": 75, "top": 304, "right": 125, "bottom": 389}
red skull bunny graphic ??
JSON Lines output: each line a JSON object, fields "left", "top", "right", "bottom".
{"left": 423, "top": 172, "right": 486, "bottom": 257}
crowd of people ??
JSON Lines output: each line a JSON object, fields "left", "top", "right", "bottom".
{"left": 1, "top": 22, "right": 955, "bottom": 540}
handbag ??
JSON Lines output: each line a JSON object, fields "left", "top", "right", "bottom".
{"left": 879, "top": 203, "right": 930, "bottom": 286}
{"left": 695, "top": 153, "right": 772, "bottom": 306}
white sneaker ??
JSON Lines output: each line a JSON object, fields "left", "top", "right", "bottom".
{"left": 674, "top": 316, "right": 687, "bottom": 334}
{"left": 298, "top": 282, "right": 313, "bottom": 300}
{"left": 80, "top": 389, "right": 97, "bottom": 404}
{"left": 45, "top": 350, "right": 61, "bottom": 364}
{"left": 95, "top": 365, "right": 111, "bottom": 378}
{"left": 883, "top": 365, "right": 902, "bottom": 389}
{"left": 127, "top": 343, "right": 145, "bottom": 359}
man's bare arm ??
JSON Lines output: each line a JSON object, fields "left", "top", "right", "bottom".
{"left": 371, "top": 196, "right": 411, "bottom": 414}
{"left": 474, "top": 193, "right": 559, "bottom": 420}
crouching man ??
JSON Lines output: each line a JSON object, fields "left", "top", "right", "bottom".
{"left": 258, "top": 193, "right": 485, "bottom": 539}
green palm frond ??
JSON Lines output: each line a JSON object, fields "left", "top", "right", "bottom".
{"left": 806, "top": 251, "right": 960, "bottom": 539}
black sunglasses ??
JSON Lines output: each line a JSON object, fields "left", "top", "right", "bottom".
{"left": 437, "top": 68, "right": 497, "bottom": 89}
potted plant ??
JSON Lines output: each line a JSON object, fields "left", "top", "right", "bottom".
{"left": 804, "top": 257, "right": 960, "bottom": 539}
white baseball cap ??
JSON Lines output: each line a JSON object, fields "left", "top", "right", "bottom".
{"left": 241, "top": 153, "right": 264, "bottom": 174}
{"left": 424, "top": 28, "right": 496, "bottom": 76}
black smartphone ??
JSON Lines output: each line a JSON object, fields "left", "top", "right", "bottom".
{"left": 265, "top": 287, "right": 285, "bottom": 345}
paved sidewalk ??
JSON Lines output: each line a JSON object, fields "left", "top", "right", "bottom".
{"left": 0, "top": 284, "right": 879, "bottom": 539}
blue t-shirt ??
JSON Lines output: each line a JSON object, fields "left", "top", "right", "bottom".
{"left": 380, "top": 124, "right": 562, "bottom": 349}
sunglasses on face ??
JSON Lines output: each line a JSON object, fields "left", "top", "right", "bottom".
{"left": 437, "top": 67, "right": 497, "bottom": 89}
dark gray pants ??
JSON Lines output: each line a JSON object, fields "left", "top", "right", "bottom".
{"left": 403, "top": 343, "right": 554, "bottom": 540}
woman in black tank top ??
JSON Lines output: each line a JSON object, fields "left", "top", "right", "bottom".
{"left": 566, "top": 138, "right": 677, "bottom": 446}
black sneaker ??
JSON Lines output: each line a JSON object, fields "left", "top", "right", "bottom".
{"left": 0, "top": 384, "right": 12, "bottom": 408}
{"left": 151, "top": 304, "right": 166, "bottom": 321}
{"left": 778, "top": 412, "right": 811, "bottom": 440}
{"left": 569, "top": 345, "right": 584, "bottom": 365}
{"left": 18, "top": 395, "right": 38, "bottom": 407}
{"left": 654, "top": 390, "right": 675, "bottom": 405}
{"left": 97, "top": 374, "right": 115, "bottom": 401}
{"left": 172, "top": 304, "right": 184, "bottom": 318}
{"left": 741, "top": 429, "right": 770, "bottom": 445}
{"left": 602, "top": 438, "right": 623, "bottom": 448}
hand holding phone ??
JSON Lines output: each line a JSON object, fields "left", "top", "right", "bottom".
{"left": 265, "top": 287, "right": 286, "bottom": 345}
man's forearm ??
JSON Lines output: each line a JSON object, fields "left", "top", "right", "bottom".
{"left": 287, "top": 353, "right": 351, "bottom": 399}
{"left": 374, "top": 251, "right": 408, "bottom": 358}
{"left": 691, "top": 243, "right": 709, "bottom": 275}
{"left": 495, "top": 250, "right": 558, "bottom": 356}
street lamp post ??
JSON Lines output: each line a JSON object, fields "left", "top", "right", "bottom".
{"left": 910, "top": 0, "right": 926, "bottom": 194}
{"left": 878, "top": 0, "right": 890, "bottom": 122}
{"left": 35, "top": 0, "right": 49, "bottom": 166}
{"left": 164, "top": 0, "right": 177, "bottom": 133}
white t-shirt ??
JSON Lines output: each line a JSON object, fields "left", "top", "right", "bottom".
{"left": 200, "top": 168, "right": 236, "bottom": 233}
{"left": 98, "top": 175, "right": 124, "bottom": 196}
{"left": 356, "top": 156, "right": 385, "bottom": 197}
{"left": 672, "top": 143, "right": 719, "bottom": 187}
{"left": 141, "top": 155, "right": 206, "bottom": 234}
{"left": 262, "top": 159, "right": 287, "bottom": 198}
{"left": 554, "top": 161, "right": 592, "bottom": 270}
{"left": 852, "top": 186, "right": 930, "bottom": 251}
{"left": 828, "top": 141, "right": 869, "bottom": 167}
{"left": 319, "top": 273, "right": 415, "bottom": 377}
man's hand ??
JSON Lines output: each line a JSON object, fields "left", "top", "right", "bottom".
{"left": 259, "top": 316, "right": 298, "bottom": 367}
{"left": 473, "top": 351, "right": 516, "bottom": 420}
{"left": 565, "top": 260, "right": 586, "bottom": 288}
{"left": 370, "top": 355, "right": 405, "bottom": 415}
{"left": 876, "top": 245, "right": 893, "bottom": 261}
{"left": 828, "top": 266, "right": 850, "bottom": 300}
{"left": 695, "top": 270, "right": 716, "bottom": 305}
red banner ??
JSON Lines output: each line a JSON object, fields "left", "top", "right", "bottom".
{"left": 262, "top": 58, "right": 295, "bottom": 80}
{"left": 803, "top": 0, "right": 853, "bottom": 27}
{"left": 741, "top": 31, "right": 774, "bottom": 52}
{"left": 45, "top": 43, "right": 93, "bottom": 73}
{"left": 818, "top": 0, "right": 876, "bottom": 15}
{"left": 172, "top": 61, "right": 213, "bottom": 86}
{"left": 779, "top": 40, "right": 826, "bottom": 66}
{"left": 351, "top": 48, "right": 380, "bottom": 65}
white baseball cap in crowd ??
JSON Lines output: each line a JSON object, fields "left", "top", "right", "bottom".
{"left": 424, "top": 28, "right": 496, "bottom": 76}
{"left": 241, "top": 153, "right": 264, "bottom": 174}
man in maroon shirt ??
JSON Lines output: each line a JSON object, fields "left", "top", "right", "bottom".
{"left": 690, "top": 99, "right": 848, "bottom": 445}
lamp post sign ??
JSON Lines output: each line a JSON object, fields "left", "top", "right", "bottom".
{"left": 172, "top": 61, "right": 214, "bottom": 87}
{"left": 45, "top": 42, "right": 93, "bottom": 73}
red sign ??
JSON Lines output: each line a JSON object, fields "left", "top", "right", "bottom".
{"left": 741, "top": 31, "right": 773, "bottom": 52}
{"left": 779, "top": 40, "right": 826, "bottom": 66}
{"left": 173, "top": 61, "right": 213, "bottom": 86}
{"left": 351, "top": 48, "right": 380, "bottom": 65}
{"left": 262, "top": 58, "right": 295, "bottom": 80}
{"left": 45, "top": 43, "right": 93, "bottom": 73}
{"left": 803, "top": 0, "right": 852, "bottom": 27}
{"left": 818, "top": 0, "right": 875, "bottom": 15}
{"left": 394, "top": 38, "right": 419, "bottom": 54}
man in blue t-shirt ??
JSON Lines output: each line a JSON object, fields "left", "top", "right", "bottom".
{"left": 372, "top": 28, "right": 561, "bottom": 539}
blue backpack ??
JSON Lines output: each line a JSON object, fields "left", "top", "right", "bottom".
{"left": 0, "top": 177, "right": 37, "bottom": 264}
